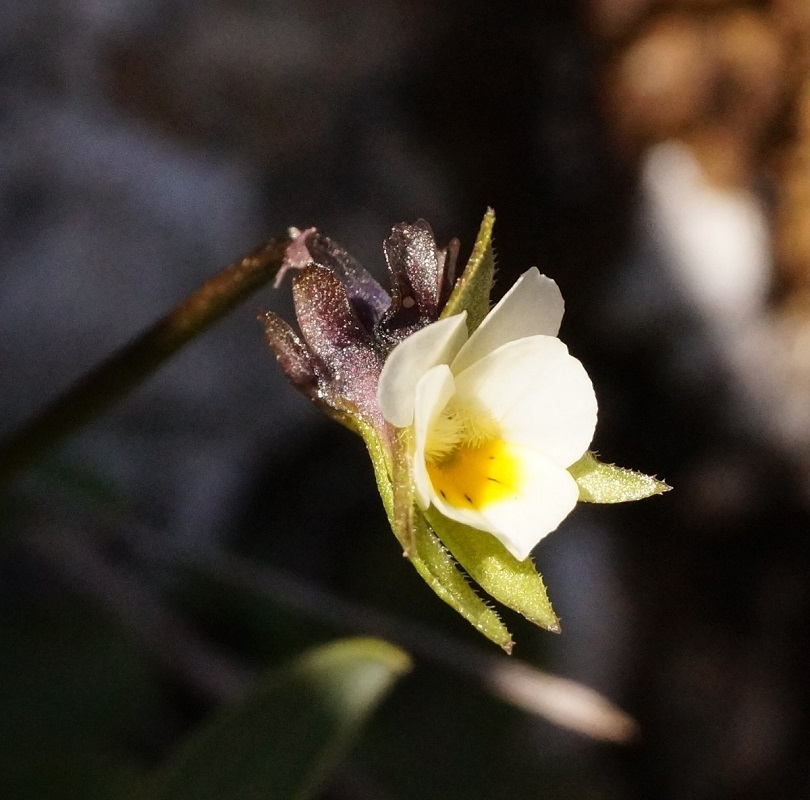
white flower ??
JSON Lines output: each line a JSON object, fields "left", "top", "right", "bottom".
{"left": 377, "top": 268, "right": 598, "bottom": 561}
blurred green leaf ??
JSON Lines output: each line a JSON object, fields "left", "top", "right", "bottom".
{"left": 0, "top": 599, "right": 155, "bottom": 799}
{"left": 569, "top": 451, "right": 670, "bottom": 503}
{"left": 1, "top": 752, "right": 144, "bottom": 800}
{"left": 139, "top": 638, "right": 411, "bottom": 800}
{"left": 426, "top": 508, "right": 560, "bottom": 634}
{"left": 441, "top": 209, "right": 496, "bottom": 331}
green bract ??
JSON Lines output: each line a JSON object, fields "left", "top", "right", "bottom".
{"left": 264, "top": 211, "right": 668, "bottom": 651}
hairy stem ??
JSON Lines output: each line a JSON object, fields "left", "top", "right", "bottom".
{"left": 0, "top": 236, "right": 291, "bottom": 484}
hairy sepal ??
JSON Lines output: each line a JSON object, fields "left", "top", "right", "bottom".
{"left": 441, "top": 209, "right": 496, "bottom": 332}
{"left": 426, "top": 508, "right": 560, "bottom": 633}
{"left": 569, "top": 451, "right": 670, "bottom": 503}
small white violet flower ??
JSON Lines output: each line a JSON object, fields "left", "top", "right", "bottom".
{"left": 266, "top": 212, "right": 666, "bottom": 648}
{"left": 377, "top": 268, "right": 598, "bottom": 561}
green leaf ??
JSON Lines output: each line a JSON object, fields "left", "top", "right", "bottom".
{"left": 139, "top": 638, "right": 411, "bottom": 800}
{"left": 569, "top": 451, "right": 670, "bottom": 503}
{"left": 426, "top": 508, "right": 560, "bottom": 633}
{"left": 442, "top": 209, "right": 496, "bottom": 331}
{"left": 354, "top": 417, "right": 512, "bottom": 652}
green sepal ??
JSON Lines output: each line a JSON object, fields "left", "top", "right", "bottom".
{"left": 441, "top": 209, "right": 496, "bottom": 332}
{"left": 353, "top": 416, "right": 513, "bottom": 653}
{"left": 425, "top": 508, "right": 560, "bottom": 634}
{"left": 569, "top": 451, "right": 670, "bottom": 503}
{"left": 409, "top": 511, "right": 513, "bottom": 652}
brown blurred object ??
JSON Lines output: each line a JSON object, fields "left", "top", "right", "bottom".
{"left": 773, "top": 0, "right": 810, "bottom": 287}
{"left": 692, "top": 10, "right": 785, "bottom": 189}
{"left": 605, "top": 8, "right": 786, "bottom": 187}
{"left": 595, "top": 0, "right": 810, "bottom": 289}
{"left": 606, "top": 13, "right": 712, "bottom": 158}
{"left": 776, "top": 76, "right": 810, "bottom": 288}
{"left": 587, "top": 0, "right": 653, "bottom": 40}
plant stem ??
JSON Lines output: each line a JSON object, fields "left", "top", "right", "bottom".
{"left": 0, "top": 236, "right": 291, "bottom": 485}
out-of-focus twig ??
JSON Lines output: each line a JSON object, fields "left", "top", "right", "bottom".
{"left": 0, "top": 236, "right": 291, "bottom": 485}
{"left": 29, "top": 528, "right": 254, "bottom": 701}
{"left": 30, "top": 516, "right": 638, "bottom": 742}
{"left": 192, "top": 549, "right": 639, "bottom": 743}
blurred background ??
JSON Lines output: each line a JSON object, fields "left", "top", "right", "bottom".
{"left": 2, "top": 0, "right": 810, "bottom": 797}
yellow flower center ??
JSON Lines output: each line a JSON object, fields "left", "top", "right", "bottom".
{"left": 427, "top": 439, "right": 521, "bottom": 510}
{"left": 424, "top": 399, "right": 521, "bottom": 510}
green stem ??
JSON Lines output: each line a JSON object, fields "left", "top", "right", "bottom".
{"left": 0, "top": 236, "right": 291, "bottom": 485}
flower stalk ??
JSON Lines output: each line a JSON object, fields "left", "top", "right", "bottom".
{"left": 0, "top": 237, "right": 291, "bottom": 485}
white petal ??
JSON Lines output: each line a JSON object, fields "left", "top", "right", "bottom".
{"left": 377, "top": 313, "right": 468, "bottom": 427}
{"left": 412, "top": 365, "right": 456, "bottom": 509}
{"left": 451, "top": 268, "right": 564, "bottom": 374}
{"left": 427, "top": 444, "right": 580, "bottom": 561}
{"left": 453, "top": 335, "right": 597, "bottom": 467}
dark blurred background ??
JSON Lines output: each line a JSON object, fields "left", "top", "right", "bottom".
{"left": 3, "top": 0, "right": 810, "bottom": 798}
